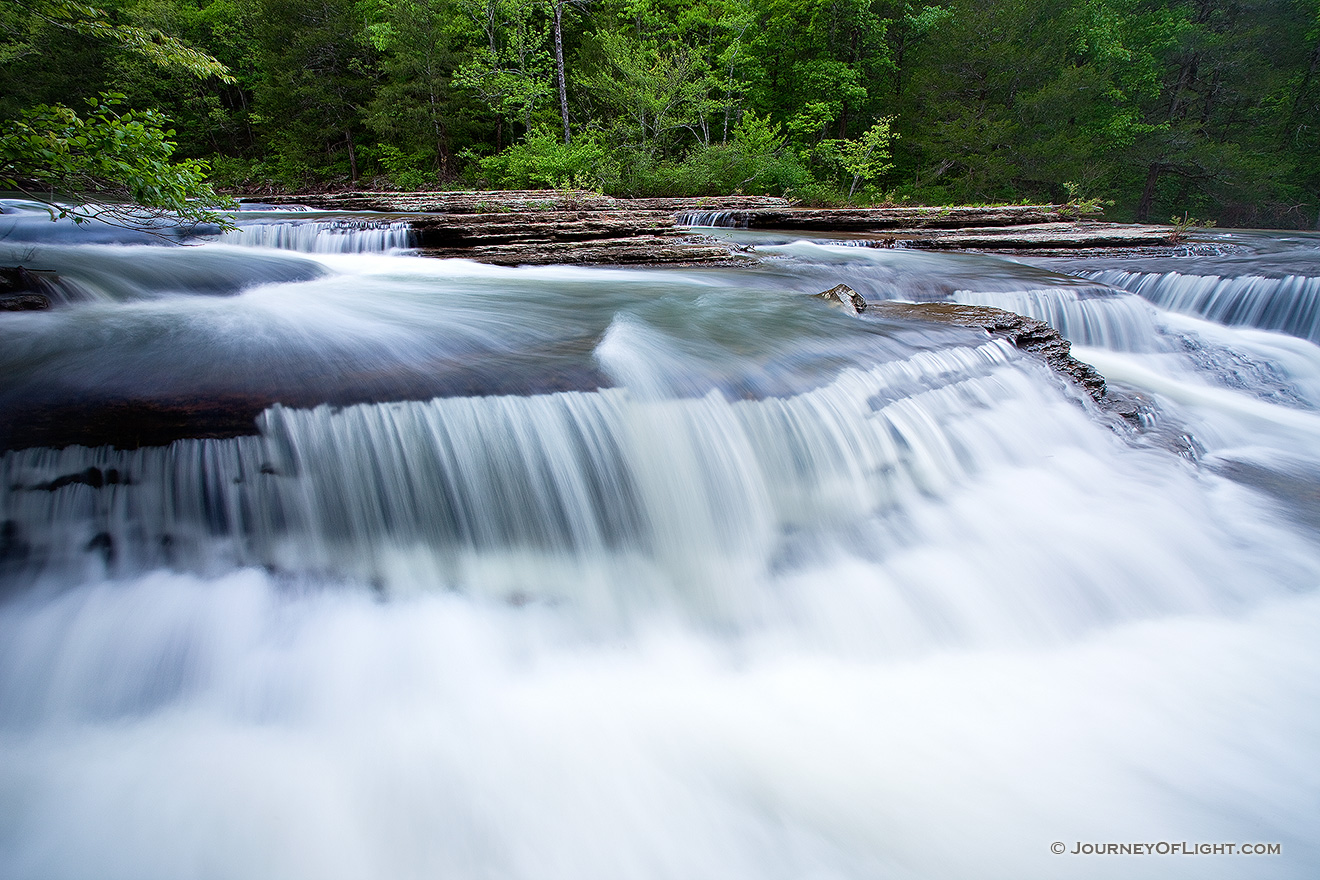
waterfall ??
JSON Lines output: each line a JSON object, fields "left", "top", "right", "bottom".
{"left": 945, "top": 287, "right": 1162, "bottom": 352}
{"left": 1078, "top": 268, "right": 1320, "bottom": 342}
{"left": 0, "top": 337, "right": 1083, "bottom": 626}
{"left": 675, "top": 210, "right": 749, "bottom": 228}
{"left": 219, "top": 218, "right": 417, "bottom": 253}
{"left": 3, "top": 228, "right": 1320, "bottom": 879}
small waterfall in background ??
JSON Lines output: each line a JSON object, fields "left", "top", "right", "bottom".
{"left": 1078, "top": 268, "right": 1320, "bottom": 343}
{"left": 220, "top": 217, "right": 417, "bottom": 253}
{"left": 675, "top": 210, "right": 749, "bottom": 228}
{"left": 2, "top": 217, "right": 1320, "bottom": 880}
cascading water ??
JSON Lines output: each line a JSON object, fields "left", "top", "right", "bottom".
{"left": 2, "top": 220, "right": 1319, "bottom": 880}
{"left": 218, "top": 215, "right": 416, "bottom": 253}
{"left": 675, "top": 210, "right": 749, "bottom": 228}
{"left": 1077, "top": 269, "right": 1320, "bottom": 343}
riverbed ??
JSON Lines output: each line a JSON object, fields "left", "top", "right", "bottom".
{"left": 1, "top": 202, "right": 1317, "bottom": 879}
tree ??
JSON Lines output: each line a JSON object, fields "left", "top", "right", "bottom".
{"left": 251, "top": 0, "right": 379, "bottom": 185}
{"left": 453, "top": 0, "right": 555, "bottom": 145}
{"left": 0, "top": 0, "right": 234, "bottom": 227}
{"left": 365, "top": 0, "right": 482, "bottom": 180}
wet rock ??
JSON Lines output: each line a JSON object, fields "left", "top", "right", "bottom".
{"left": 0, "top": 344, "right": 615, "bottom": 452}
{"left": 863, "top": 222, "right": 1175, "bottom": 250}
{"left": 238, "top": 192, "right": 1170, "bottom": 259}
{"left": 732, "top": 205, "right": 1069, "bottom": 231}
{"left": 24, "top": 467, "right": 126, "bottom": 492}
{"left": 86, "top": 531, "right": 115, "bottom": 565}
{"left": 0, "top": 292, "right": 50, "bottom": 311}
{"left": 1, "top": 267, "right": 57, "bottom": 310}
{"left": 813, "top": 283, "right": 869, "bottom": 315}
{"left": 0, "top": 520, "right": 29, "bottom": 566}
{"left": 866, "top": 300, "right": 1110, "bottom": 404}
{"left": 418, "top": 234, "right": 751, "bottom": 266}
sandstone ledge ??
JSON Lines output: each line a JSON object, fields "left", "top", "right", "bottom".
{"left": 238, "top": 192, "right": 1174, "bottom": 263}
{"left": 816, "top": 284, "right": 1141, "bottom": 423}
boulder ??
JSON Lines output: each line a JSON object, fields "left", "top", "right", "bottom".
{"left": 0, "top": 267, "right": 55, "bottom": 310}
{"left": 813, "top": 283, "right": 868, "bottom": 315}
{"left": 0, "top": 293, "right": 50, "bottom": 311}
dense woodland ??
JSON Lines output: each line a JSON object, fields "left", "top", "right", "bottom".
{"left": 3, "top": 0, "right": 1320, "bottom": 226}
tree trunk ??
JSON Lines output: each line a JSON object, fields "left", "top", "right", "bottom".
{"left": 345, "top": 132, "right": 358, "bottom": 183}
{"left": 1136, "top": 162, "right": 1160, "bottom": 222}
{"left": 553, "top": 1, "right": 571, "bottom": 145}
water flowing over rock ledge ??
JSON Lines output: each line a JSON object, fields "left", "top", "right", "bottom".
{"left": 0, "top": 267, "right": 55, "bottom": 311}
{"left": 238, "top": 191, "right": 1177, "bottom": 264}
{"left": 815, "top": 283, "right": 1141, "bottom": 424}
{"left": 0, "top": 293, "right": 1131, "bottom": 452}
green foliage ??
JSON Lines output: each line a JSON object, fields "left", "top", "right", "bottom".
{"left": 470, "top": 126, "right": 620, "bottom": 190}
{"left": 4, "top": 0, "right": 233, "bottom": 82}
{"left": 375, "top": 144, "right": 436, "bottom": 191}
{"left": 0, "top": 93, "right": 233, "bottom": 227}
{"left": 452, "top": 0, "right": 554, "bottom": 134}
{"left": 620, "top": 110, "right": 811, "bottom": 196}
{"left": 803, "top": 117, "right": 896, "bottom": 199}
{"left": 1167, "top": 212, "right": 1216, "bottom": 243}
{"left": 1058, "top": 180, "right": 1111, "bottom": 218}
{"left": 2, "top": 0, "right": 1319, "bottom": 226}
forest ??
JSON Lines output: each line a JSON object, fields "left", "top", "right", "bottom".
{"left": 3, "top": 0, "right": 1319, "bottom": 227}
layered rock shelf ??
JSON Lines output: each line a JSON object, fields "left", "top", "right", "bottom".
{"left": 246, "top": 190, "right": 791, "bottom": 214}
{"left": 238, "top": 191, "right": 1178, "bottom": 264}
{"left": 814, "top": 283, "right": 1143, "bottom": 424}
{"left": 417, "top": 234, "right": 754, "bottom": 266}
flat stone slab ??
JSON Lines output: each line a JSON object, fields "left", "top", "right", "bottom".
{"left": 417, "top": 234, "right": 754, "bottom": 266}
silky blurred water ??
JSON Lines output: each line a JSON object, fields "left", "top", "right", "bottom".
{"left": 1, "top": 214, "right": 1319, "bottom": 879}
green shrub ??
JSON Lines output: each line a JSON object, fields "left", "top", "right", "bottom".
{"left": 619, "top": 112, "right": 814, "bottom": 197}
{"left": 374, "top": 144, "right": 435, "bottom": 191}
{"left": 470, "top": 127, "right": 620, "bottom": 191}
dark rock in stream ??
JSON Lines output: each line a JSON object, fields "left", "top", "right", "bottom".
{"left": 1, "top": 267, "right": 57, "bottom": 310}
{"left": 0, "top": 293, "right": 50, "bottom": 311}
{"left": 0, "top": 350, "right": 613, "bottom": 453}
{"left": 814, "top": 284, "right": 869, "bottom": 315}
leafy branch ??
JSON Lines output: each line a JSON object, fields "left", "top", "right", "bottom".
{"left": 0, "top": 95, "right": 235, "bottom": 232}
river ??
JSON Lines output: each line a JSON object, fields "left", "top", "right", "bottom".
{"left": 1, "top": 201, "right": 1318, "bottom": 879}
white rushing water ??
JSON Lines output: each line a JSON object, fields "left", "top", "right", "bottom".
{"left": 1, "top": 227, "right": 1319, "bottom": 879}
{"left": 675, "top": 210, "right": 750, "bottom": 228}
{"left": 1079, "top": 269, "right": 1320, "bottom": 343}
{"left": 218, "top": 216, "right": 417, "bottom": 253}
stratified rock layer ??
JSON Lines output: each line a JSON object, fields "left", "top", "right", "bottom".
{"left": 818, "top": 284, "right": 1141, "bottom": 424}
{"left": 238, "top": 191, "right": 1177, "bottom": 263}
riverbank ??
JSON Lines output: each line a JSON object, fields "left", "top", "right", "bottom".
{"left": 239, "top": 191, "right": 1180, "bottom": 265}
